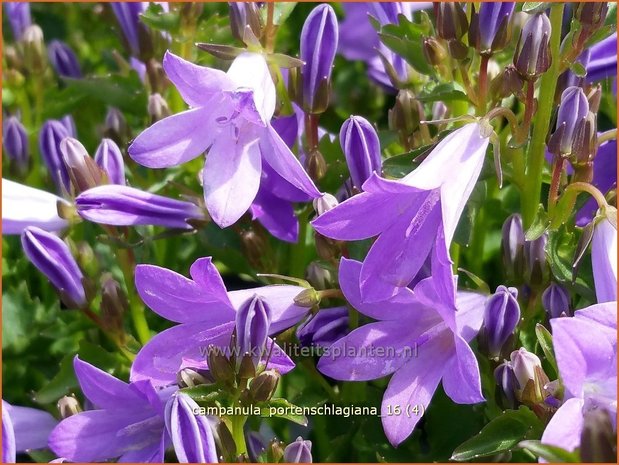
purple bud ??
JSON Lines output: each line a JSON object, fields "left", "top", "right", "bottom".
{"left": 104, "top": 107, "right": 128, "bottom": 144}
{"left": 299, "top": 4, "right": 338, "bottom": 114}
{"left": 39, "top": 120, "right": 71, "bottom": 191}
{"left": 509, "top": 347, "right": 550, "bottom": 405}
{"left": 110, "top": 2, "right": 148, "bottom": 57}
{"left": 541, "top": 282, "right": 571, "bottom": 318}
{"left": 48, "top": 40, "right": 82, "bottom": 79}
{"left": 297, "top": 307, "right": 349, "bottom": 348}
{"left": 471, "top": 2, "right": 515, "bottom": 54}
{"left": 313, "top": 193, "right": 338, "bottom": 216}
{"left": 494, "top": 361, "right": 517, "bottom": 409}
{"left": 481, "top": 286, "right": 520, "bottom": 358}
{"left": 514, "top": 13, "right": 552, "bottom": 80}
{"left": 229, "top": 2, "right": 262, "bottom": 44}
{"left": 2, "top": 116, "right": 28, "bottom": 170}
{"left": 435, "top": 3, "right": 469, "bottom": 41}
{"left": 4, "top": 2, "right": 31, "bottom": 41}
{"left": 235, "top": 294, "right": 271, "bottom": 366}
{"left": 164, "top": 393, "right": 218, "bottom": 463}
{"left": 61, "top": 115, "right": 77, "bottom": 138}
{"left": 21, "top": 226, "right": 86, "bottom": 308}
{"left": 75, "top": 184, "right": 205, "bottom": 229}
{"left": 550, "top": 86, "right": 590, "bottom": 155}
{"left": 94, "top": 138, "right": 125, "bottom": 185}
{"left": 283, "top": 437, "right": 313, "bottom": 463}
{"left": 524, "top": 233, "right": 548, "bottom": 287}
{"left": 60, "top": 137, "right": 105, "bottom": 194}
{"left": 501, "top": 213, "right": 525, "bottom": 281}
{"left": 340, "top": 116, "right": 382, "bottom": 190}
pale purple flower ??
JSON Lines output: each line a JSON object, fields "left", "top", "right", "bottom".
{"left": 2, "top": 400, "right": 57, "bottom": 463}
{"left": 94, "top": 138, "right": 125, "bottom": 185}
{"left": 283, "top": 437, "right": 313, "bottom": 463}
{"left": 312, "top": 123, "right": 490, "bottom": 303}
{"left": 480, "top": 286, "right": 520, "bottom": 358}
{"left": 296, "top": 306, "right": 349, "bottom": 348}
{"left": 318, "top": 258, "right": 485, "bottom": 446}
{"left": 592, "top": 216, "right": 617, "bottom": 303}
{"left": 3, "top": 2, "right": 31, "bottom": 41}
{"left": 49, "top": 356, "right": 217, "bottom": 462}
{"left": 587, "top": 33, "right": 617, "bottom": 83}
{"left": 2, "top": 116, "right": 28, "bottom": 170}
{"left": 235, "top": 294, "right": 272, "bottom": 366}
{"left": 39, "top": 120, "right": 72, "bottom": 191}
{"left": 21, "top": 226, "right": 86, "bottom": 309}
{"left": 551, "top": 86, "right": 589, "bottom": 155}
{"left": 340, "top": 116, "right": 382, "bottom": 190}
{"left": 128, "top": 51, "right": 320, "bottom": 228}
{"left": 2, "top": 179, "right": 69, "bottom": 235}
{"left": 576, "top": 140, "right": 617, "bottom": 226}
{"left": 75, "top": 184, "right": 205, "bottom": 229}
{"left": 130, "top": 256, "right": 308, "bottom": 386}
{"left": 47, "top": 40, "right": 82, "bottom": 79}
{"left": 541, "top": 303, "right": 617, "bottom": 453}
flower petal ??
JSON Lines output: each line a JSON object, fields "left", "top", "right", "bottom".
{"left": 592, "top": 217, "right": 617, "bottom": 303}
{"left": 250, "top": 188, "right": 299, "bottom": 243}
{"left": 8, "top": 404, "right": 56, "bottom": 452}
{"left": 203, "top": 126, "right": 262, "bottom": 228}
{"left": 441, "top": 335, "right": 485, "bottom": 404}
{"left": 574, "top": 302, "right": 617, "bottom": 331}
{"left": 540, "top": 397, "right": 584, "bottom": 453}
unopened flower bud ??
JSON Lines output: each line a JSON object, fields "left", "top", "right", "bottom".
{"left": 110, "top": 2, "right": 154, "bottom": 61}
{"left": 299, "top": 4, "right": 338, "bottom": 114}
{"left": 510, "top": 348, "right": 549, "bottom": 405}
{"left": 435, "top": 2, "right": 469, "bottom": 42}
{"left": 61, "top": 137, "right": 104, "bottom": 194}
{"left": 305, "top": 147, "right": 327, "bottom": 182}
{"left": 267, "top": 439, "right": 285, "bottom": 463}
{"left": 314, "top": 232, "right": 340, "bottom": 260}
{"left": 94, "top": 138, "right": 125, "bottom": 185}
{"left": 284, "top": 437, "right": 313, "bottom": 463}
{"left": 104, "top": 107, "right": 129, "bottom": 145}
{"left": 229, "top": 2, "right": 262, "bottom": 44}
{"left": 148, "top": 93, "right": 171, "bottom": 124}
{"left": 501, "top": 214, "right": 525, "bottom": 281}
{"left": 313, "top": 193, "right": 338, "bottom": 217}
{"left": 469, "top": 2, "right": 515, "bottom": 55}
{"left": 423, "top": 36, "right": 448, "bottom": 67}
{"left": 176, "top": 368, "right": 213, "bottom": 388}
{"left": 207, "top": 345, "right": 235, "bottom": 384}
{"left": 480, "top": 286, "right": 520, "bottom": 359}
{"left": 61, "top": 115, "right": 77, "bottom": 138}
{"left": 236, "top": 295, "right": 271, "bottom": 367}
{"left": 580, "top": 408, "right": 617, "bottom": 463}
{"left": 3, "top": 116, "right": 28, "bottom": 171}
{"left": 432, "top": 101, "right": 448, "bottom": 121}
{"left": 571, "top": 111, "right": 597, "bottom": 167}
{"left": 48, "top": 40, "right": 82, "bottom": 79}
{"left": 513, "top": 13, "right": 552, "bottom": 80}
{"left": 21, "top": 24, "right": 46, "bottom": 73}
{"left": 249, "top": 369, "right": 280, "bottom": 402}
{"left": 57, "top": 395, "right": 81, "bottom": 419}
{"left": 389, "top": 89, "right": 422, "bottom": 146}
{"left": 575, "top": 2, "right": 608, "bottom": 32}
{"left": 39, "top": 120, "right": 71, "bottom": 192}
{"left": 305, "top": 262, "right": 332, "bottom": 290}
{"left": 214, "top": 421, "right": 237, "bottom": 461}
{"left": 4, "top": 2, "right": 31, "bottom": 41}
{"left": 297, "top": 307, "right": 349, "bottom": 348}
{"left": 340, "top": 116, "right": 382, "bottom": 190}
{"left": 491, "top": 64, "right": 524, "bottom": 100}
{"left": 100, "top": 274, "right": 128, "bottom": 334}
{"left": 293, "top": 287, "right": 321, "bottom": 308}
{"left": 548, "top": 86, "right": 589, "bottom": 156}
{"left": 494, "top": 361, "right": 518, "bottom": 409}
{"left": 541, "top": 283, "right": 571, "bottom": 318}
{"left": 21, "top": 226, "right": 87, "bottom": 309}
{"left": 239, "top": 229, "right": 270, "bottom": 270}
{"left": 524, "top": 233, "right": 549, "bottom": 288}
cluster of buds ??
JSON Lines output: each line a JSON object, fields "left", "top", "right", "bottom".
{"left": 479, "top": 286, "right": 520, "bottom": 360}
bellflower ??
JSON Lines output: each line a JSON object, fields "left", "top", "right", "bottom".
{"left": 2, "top": 179, "right": 69, "bottom": 235}
{"left": 49, "top": 356, "right": 217, "bottom": 462}
{"left": 513, "top": 12, "right": 552, "bottom": 80}
{"left": 2, "top": 116, "right": 28, "bottom": 170}
{"left": 39, "top": 120, "right": 72, "bottom": 191}
{"left": 297, "top": 306, "right": 349, "bottom": 349}
{"left": 318, "top": 258, "right": 486, "bottom": 446}
{"left": 110, "top": 2, "right": 169, "bottom": 58}
{"left": 549, "top": 86, "right": 589, "bottom": 155}
{"left": 47, "top": 40, "right": 82, "bottom": 79}
{"left": 128, "top": 51, "right": 321, "bottom": 228}
{"left": 235, "top": 294, "right": 272, "bottom": 366}
{"left": 284, "top": 437, "right": 313, "bottom": 463}
{"left": 576, "top": 140, "right": 617, "bottom": 225}
{"left": 469, "top": 2, "right": 515, "bottom": 55}
{"left": 591, "top": 216, "right": 617, "bottom": 303}
{"left": 312, "top": 122, "right": 490, "bottom": 303}
{"left": 587, "top": 32, "right": 617, "bottom": 83}
{"left": 541, "top": 303, "right": 617, "bottom": 454}
{"left": 2, "top": 400, "right": 57, "bottom": 463}
{"left": 340, "top": 116, "right": 382, "bottom": 190}
{"left": 94, "top": 138, "right": 125, "bottom": 185}
{"left": 75, "top": 184, "right": 205, "bottom": 230}
{"left": 479, "top": 286, "right": 520, "bottom": 359}
{"left": 130, "top": 256, "right": 309, "bottom": 386}
{"left": 4, "top": 1, "right": 31, "bottom": 41}
{"left": 21, "top": 226, "right": 86, "bottom": 309}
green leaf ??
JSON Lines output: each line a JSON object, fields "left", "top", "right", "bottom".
{"left": 535, "top": 323, "right": 558, "bottom": 377}
{"left": 2, "top": 284, "right": 35, "bottom": 352}
{"left": 378, "top": 16, "right": 435, "bottom": 76}
{"left": 416, "top": 82, "right": 470, "bottom": 103}
{"left": 522, "top": 3, "right": 552, "bottom": 13}
{"left": 180, "top": 383, "right": 223, "bottom": 404}
{"left": 140, "top": 3, "right": 180, "bottom": 33}
{"left": 570, "top": 61, "right": 587, "bottom": 78}
{"left": 518, "top": 440, "right": 581, "bottom": 462}
{"left": 451, "top": 407, "right": 544, "bottom": 461}
{"left": 382, "top": 144, "right": 434, "bottom": 178}
{"left": 259, "top": 398, "right": 308, "bottom": 426}
{"left": 34, "top": 353, "right": 78, "bottom": 404}
{"left": 524, "top": 204, "right": 548, "bottom": 241}
{"left": 260, "top": 2, "right": 297, "bottom": 26}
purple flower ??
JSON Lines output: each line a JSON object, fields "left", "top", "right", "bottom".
{"left": 39, "top": 120, "right": 72, "bottom": 192}
{"left": 2, "top": 116, "right": 28, "bottom": 170}
{"left": 587, "top": 32, "right": 617, "bottom": 83}
{"left": 49, "top": 356, "right": 214, "bottom": 462}
{"left": 471, "top": 2, "right": 515, "bottom": 54}
{"left": 1, "top": 179, "right": 69, "bottom": 235}
{"left": 283, "top": 436, "right": 313, "bottom": 463}
{"left": 541, "top": 303, "right": 617, "bottom": 453}
{"left": 3, "top": 2, "right": 31, "bottom": 41}
{"left": 480, "top": 286, "right": 520, "bottom": 359}
{"left": 299, "top": 4, "right": 338, "bottom": 114}
{"left": 129, "top": 51, "right": 321, "bottom": 228}
{"left": 94, "top": 138, "right": 125, "bottom": 185}
{"left": 550, "top": 86, "right": 590, "bottom": 155}
{"left": 340, "top": 116, "right": 382, "bottom": 190}
{"left": 2, "top": 400, "right": 57, "bottom": 463}
{"left": 60, "top": 115, "right": 77, "bottom": 138}
{"left": 110, "top": 2, "right": 149, "bottom": 57}
{"left": 130, "top": 256, "right": 308, "bottom": 386}
{"left": 21, "top": 226, "right": 86, "bottom": 309}
{"left": 47, "top": 40, "right": 82, "bottom": 79}
{"left": 542, "top": 282, "right": 571, "bottom": 318}
{"left": 75, "top": 184, "right": 205, "bottom": 229}
{"left": 235, "top": 294, "right": 272, "bottom": 366}
{"left": 312, "top": 123, "right": 490, "bottom": 303}
{"left": 297, "top": 306, "right": 349, "bottom": 348}
{"left": 576, "top": 140, "right": 617, "bottom": 225}
{"left": 317, "top": 258, "right": 485, "bottom": 446}
{"left": 592, "top": 216, "right": 617, "bottom": 303}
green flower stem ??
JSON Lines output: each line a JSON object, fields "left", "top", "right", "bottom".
{"left": 230, "top": 415, "right": 248, "bottom": 456}
{"left": 289, "top": 209, "right": 311, "bottom": 278}
{"left": 117, "top": 246, "right": 151, "bottom": 345}
{"left": 521, "top": 4, "right": 564, "bottom": 230}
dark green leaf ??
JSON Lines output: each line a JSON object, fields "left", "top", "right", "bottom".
{"left": 522, "top": 3, "right": 552, "bottom": 13}
{"left": 181, "top": 383, "right": 223, "bottom": 403}
{"left": 518, "top": 440, "right": 581, "bottom": 462}
{"left": 34, "top": 353, "right": 78, "bottom": 404}
{"left": 416, "top": 83, "right": 470, "bottom": 103}
{"left": 382, "top": 144, "right": 433, "bottom": 178}
{"left": 259, "top": 398, "right": 308, "bottom": 426}
{"left": 525, "top": 204, "right": 548, "bottom": 241}
{"left": 140, "top": 3, "right": 180, "bottom": 33}
{"left": 535, "top": 324, "right": 558, "bottom": 377}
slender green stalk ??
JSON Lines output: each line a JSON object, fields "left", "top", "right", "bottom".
{"left": 289, "top": 209, "right": 310, "bottom": 278}
{"left": 117, "top": 247, "right": 151, "bottom": 345}
{"left": 230, "top": 415, "right": 248, "bottom": 456}
{"left": 521, "top": 4, "right": 564, "bottom": 229}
